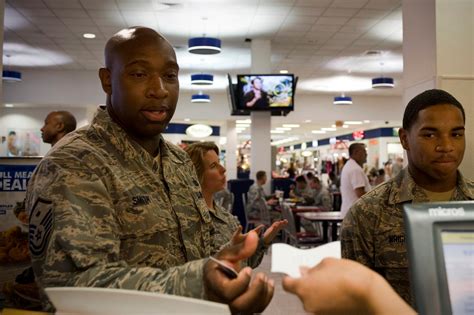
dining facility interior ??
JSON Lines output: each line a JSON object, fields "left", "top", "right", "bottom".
{"left": 0, "top": 0, "right": 473, "bottom": 313}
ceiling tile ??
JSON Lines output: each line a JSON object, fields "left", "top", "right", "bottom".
{"left": 17, "top": 8, "right": 55, "bottom": 17}
{"left": 80, "top": 0, "right": 119, "bottom": 10}
{"left": 60, "top": 17, "right": 94, "bottom": 26}
{"left": 364, "top": 0, "right": 400, "bottom": 10}
{"left": 323, "top": 8, "right": 359, "bottom": 17}
{"left": 280, "top": 23, "right": 313, "bottom": 32}
{"left": 331, "top": 0, "right": 369, "bottom": 9}
{"left": 53, "top": 8, "right": 89, "bottom": 18}
{"left": 7, "top": 0, "right": 48, "bottom": 9}
{"left": 43, "top": 0, "right": 82, "bottom": 9}
{"left": 355, "top": 9, "right": 388, "bottom": 19}
{"left": 289, "top": 7, "right": 325, "bottom": 16}
{"left": 315, "top": 17, "right": 350, "bottom": 25}
{"left": 295, "top": 0, "right": 332, "bottom": 6}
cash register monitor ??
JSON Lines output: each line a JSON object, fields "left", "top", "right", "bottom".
{"left": 403, "top": 201, "right": 474, "bottom": 315}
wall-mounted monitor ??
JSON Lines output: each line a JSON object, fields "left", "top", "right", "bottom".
{"left": 236, "top": 74, "right": 295, "bottom": 112}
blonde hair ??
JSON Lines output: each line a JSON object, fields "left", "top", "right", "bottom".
{"left": 184, "top": 142, "right": 219, "bottom": 184}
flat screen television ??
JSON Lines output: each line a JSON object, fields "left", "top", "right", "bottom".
{"left": 403, "top": 201, "right": 474, "bottom": 315}
{"left": 236, "top": 74, "right": 295, "bottom": 111}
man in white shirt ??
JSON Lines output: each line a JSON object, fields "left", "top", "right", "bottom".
{"left": 340, "top": 143, "right": 371, "bottom": 216}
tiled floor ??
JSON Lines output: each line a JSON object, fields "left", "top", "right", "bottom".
{"left": 253, "top": 248, "right": 311, "bottom": 315}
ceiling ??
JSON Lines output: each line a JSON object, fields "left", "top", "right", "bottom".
{"left": 3, "top": 0, "right": 404, "bottom": 144}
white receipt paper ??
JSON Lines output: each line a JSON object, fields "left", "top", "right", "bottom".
{"left": 271, "top": 241, "right": 341, "bottom": 278}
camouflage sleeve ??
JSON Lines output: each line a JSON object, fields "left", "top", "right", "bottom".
{"left": 340, "top": 199, "right": 375, "bottom": 268}
{"left": 27, "top": 158, "right": 207, "bottom": 300}
{"left": 247, "top": 185, "right": 259, "bottom": 204}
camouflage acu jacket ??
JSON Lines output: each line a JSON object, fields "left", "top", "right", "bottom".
{"left": 341, "top": 168, "right": 474, "bottom": 307}
{"left": 26, "top": 107, "right": 226, "bottom": 306}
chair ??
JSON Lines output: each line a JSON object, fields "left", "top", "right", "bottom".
{"left": 281, "top": 203, "right": 323, "bottom": 248}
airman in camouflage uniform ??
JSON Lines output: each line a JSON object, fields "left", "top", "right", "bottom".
{"left": 342, "top": 89, "right": 474, "bottom": 308}
{"left": 27, "top": 26, "right": 273, "bottom": 313}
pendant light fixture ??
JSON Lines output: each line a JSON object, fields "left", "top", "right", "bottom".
{"left": 188, "top": 17, "right": 221, "bottom": 55}
{"left": 334, "top": 94, "right": 352, "bottom": 105}
{"left": 372, "top": 62, "right": 394, "bottom": 88}
{"left": 2, "top": 55, "right": 22, "bottom": 83}
{"left": 191, "top": 92, "right": 211, "bottom": 103}
{"left": 191, "top": 73, "right": 214, "bottom": 85}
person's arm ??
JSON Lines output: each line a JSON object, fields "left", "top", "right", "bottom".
{"left": 354, "top": 186, "right": 366, "bottom": 198}
{"left": 27, "top": 158, "right": 208, "bottom": 299}
{"left": 341, "top": 200, "right": 375, "bottom": 267}
{"left": 282, "top": 258, "right": 415, "bottom": 315}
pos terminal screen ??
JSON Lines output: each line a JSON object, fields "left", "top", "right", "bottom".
{"left": 441, "top": 231, "right": 474, "bottom": 315}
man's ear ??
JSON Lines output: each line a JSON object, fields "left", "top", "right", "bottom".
{"left": 56, "top": 121, "right": 65, "bottom": 133}
{"left": 99, "top": 68, "right": 112, "bottom": 95}
{"left": 399, "top": 128, "right": 409, "bottom": 151}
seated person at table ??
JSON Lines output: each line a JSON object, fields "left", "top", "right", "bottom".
{"left": 247, "top": 170, "right": 278, "bottom": 220}
{"left": 306, "top": 177, "right": 332, "bottom": 210}
{"left": 213, "top": 188, "right": 233, "bottom": 212}
{"left": 289, "top": 175, "right": 312, "bottom": 200}
{"left": 186, "top": 142, "right": 286, "bottom": 265}
{"left": 26, "top": 26, "right": 273, "bottom": 313}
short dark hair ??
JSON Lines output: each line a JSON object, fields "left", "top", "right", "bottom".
{"left": 311, "top": 177, "right": 321, "bottom": 184}
{"left": 306, "top": 172, "right": 314, "bottom": 180}
{"left": 403, "top": 89, "right": 465, "bottom": 130}
{"left": 56, "top": 111, "right": 77, "bottom": 133}
{"left": 295, "top": 175, "right": 306, "bottom": 184}
{"left": 349, "top": 143, "right": 364, "bottom": 157}
{"left": 256, "top": 170, "right": 266, "bottom": 180}
{"left": 251, "top": 77, "right": 262, "bottom": 84}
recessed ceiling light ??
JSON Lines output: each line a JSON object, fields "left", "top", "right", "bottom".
{"left": 236, "top": 119, "right": 251, "bottom": 124}
{"left": 311, "top": 130, "right": 326, "bottom": 134}
{"left": 271, "top": 130, "right": 285, "bottom": 134}
{"left": 280, "top": 70, "right": 289, "bottom": 74}
{"left": 345, "top": 121, "right": 363, "bottom": 125}
{"left": 276, "top": 127, "right": 291, "bottom": 131}
{"left": 331, "top": 124, "right": 336, "bottom": 128}
{"left": 305, "top": 120, "right": 311, "bottom": 123}
{"left": 83, "top": 33, "right": 96, "bottom": 39}
{"left": 282, "top": 124, "right": 300, "bottom": 128}
{"left": 5, "top": 104, "right": 14, "bottom": 107}
{"left": 321, "top": 127, "right": 337, "bottom": 131}
{"left": 342, "top": 125, "right": 349, "bottom": 128}
{"left": 363, "top": 120, "right": 370, "bottom": 123}
{"left": 184, "top": 118, "right": 190, "bottom": 122}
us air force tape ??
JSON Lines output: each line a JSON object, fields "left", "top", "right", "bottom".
{"left": 29, "top": 197, "right": 54, "bottom": 257}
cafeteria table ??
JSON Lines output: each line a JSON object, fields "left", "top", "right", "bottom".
{"left": 297, "top": 211, "right": 345, "bottom": 243}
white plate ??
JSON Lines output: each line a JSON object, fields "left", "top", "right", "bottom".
{"left": 45, "top": 287, "right": 230, "bottom": 315}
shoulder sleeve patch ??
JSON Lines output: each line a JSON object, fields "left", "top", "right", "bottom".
{"left": 29, "top": 197, "right": 54, "bottom": 258}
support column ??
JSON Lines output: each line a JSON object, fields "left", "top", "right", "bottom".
{"left": 0, "top": 0, "right": 6, "bottom": 104}
{"left": 225, "top": 119, "right": 237, "bottom": 180}
{"left": 250, "top": 39, "right": 272, "bottom": 193}
{"left": 402, "top": 0, "right": 474, "bottom": 179}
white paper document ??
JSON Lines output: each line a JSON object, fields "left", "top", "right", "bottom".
{"left": 271, "top": 241, "right": 341, "bottom": 278}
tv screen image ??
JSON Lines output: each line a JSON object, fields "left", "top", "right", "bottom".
{"left": 236, "top": 74, "right": 294, "bottom": 111}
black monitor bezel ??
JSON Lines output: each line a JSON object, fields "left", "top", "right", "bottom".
{"left": 404, "top": 201, "right": 474, "bottom": 315}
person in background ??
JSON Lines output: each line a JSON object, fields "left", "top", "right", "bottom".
{"left": 342, "top": 89, "right": 474, "bottom": 306}
{"left": 306, "top": 177, "right": 332, "bottom": 210}
{"left": 6, "top": 131, "right": 20, "bottom": 156}
{"left": 383, "top": 160, "right": 393, "bottom": 180}
{"left": 244, "top": 77, "right": 269, "bottom": 109}
{"left": 40, "top": 111, "right": 77, "bottom": 146}
{"left": 339, "top": 143, "right": 371, "bottom": 217}
{"left": 305, "top": 171, "right": 315, "bottom": 183}
{"left": 26, "top": 27, "right": 273, "bottom": 313}
{"left": 282, "top": 258, "right": 416, "bottom": 315}
{"left": 286, "top": 162, "right": 297, "bottom": 179}
{"left": 246, "top": 170, "right": 280, "bottom": 220}
{"left": 213, "top": 188, "right": 233, "bottom": 212}
{"left": 289, "top": 175, "right": 312, "bottom": 200}
{"left": 391, "top": 156, "right": 404, "bottom": 178}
